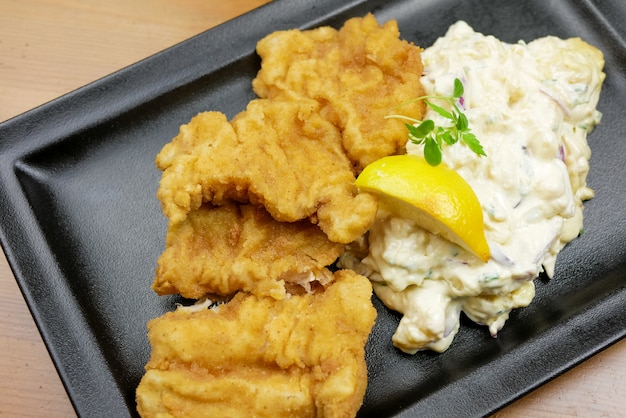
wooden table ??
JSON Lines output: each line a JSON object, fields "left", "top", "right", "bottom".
{"left": 1, "top": 1, "right": 624, "bottom": 416}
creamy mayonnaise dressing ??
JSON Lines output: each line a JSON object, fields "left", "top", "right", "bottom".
{"left": 343, "top": 21, "right": 605, "bottom": 353}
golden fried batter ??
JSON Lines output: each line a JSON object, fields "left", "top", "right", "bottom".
{"left": 143, "top": 14, "right": 427, "bottom": 417}
{"left": 252, "top": 13, "right": 425, "bottom": 171}
{"left": 136, "top": 270, "right": 377, "bottom": 418}
{"left": 153, "top": 203, "right": 344, "bottom": 300}
{"left": 156, "top": 99, "right": 378, "bottom": 244}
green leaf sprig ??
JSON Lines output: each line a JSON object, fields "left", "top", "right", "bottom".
{"left": 387, "top": 78, "right": 486, "bottom": 166}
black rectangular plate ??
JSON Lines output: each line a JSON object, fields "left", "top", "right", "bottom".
{"left": 1, "top": 0, "right": 625, "bottom": 416}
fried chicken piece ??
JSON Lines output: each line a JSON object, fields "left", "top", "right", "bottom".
{"left": 252, "top": 13, "right": 425, "bottom": 171}
{"left": 152, "top": 203, "right": 344, "bottom": 300}
{"left": 136, "top": 269, "right": 377, "bottom": 418}
{"left": 156, "top": 98, "right": 377, "bottom": 244}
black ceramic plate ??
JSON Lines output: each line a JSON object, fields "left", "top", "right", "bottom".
{"left": 1, "top": 0, "right": 625, "bottom": 416}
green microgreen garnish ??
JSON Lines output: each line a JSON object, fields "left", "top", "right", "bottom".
{"left": 387, "top": 78, "right": 486, "bottom": 166}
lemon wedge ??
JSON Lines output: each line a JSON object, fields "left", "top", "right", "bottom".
{"left": 356, "top": 155, "right": 490, "bottom": 262}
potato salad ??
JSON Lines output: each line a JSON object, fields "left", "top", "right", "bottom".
{"left": 343, "top": 21, "right": 605, "bottom": 353}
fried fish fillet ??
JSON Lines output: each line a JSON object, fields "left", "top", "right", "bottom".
{"left": 156, "top": 98, "right": 378, "bottom": 244}
{"left": 153, "top": 202, "right": 344, "bottom": 300}
{"left": 136, "top": 269, "right": 377, "bottom": 418}
{"left": 252, "top": 13, "right": 425, "bottom": 171}
{"left": 144, "top": 14, "right": 426, "bottom": 416}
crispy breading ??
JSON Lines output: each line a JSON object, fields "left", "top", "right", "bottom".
{"left": 136, "top": 270, "right": 377, "bottom": 418}
{"left": 252, "top": 13, "right": 425, "bottom": 171}
{"left": 152, "top": 203, "right": 344, "bottom": 300}
{"left": 156, "top": 98, "right": 378, "bottom": 244}
{"left": 143, "top": 14, "right": 427, "bottom": 416}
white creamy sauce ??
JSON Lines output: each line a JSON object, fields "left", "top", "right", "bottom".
{"left": 345, "top": 21, "right": 605, "bottom": 353}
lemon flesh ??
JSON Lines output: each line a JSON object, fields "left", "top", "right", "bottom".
{"left": 356, "top": 155, "right": 490, "bottom": 262}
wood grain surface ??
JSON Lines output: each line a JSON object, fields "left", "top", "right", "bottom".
{"left": 1, "top": 1, "right": 624, "bottom": 416}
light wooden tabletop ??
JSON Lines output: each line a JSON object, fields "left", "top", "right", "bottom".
{"left": 1, "top": 1, "right": 624, "bottom": 417}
